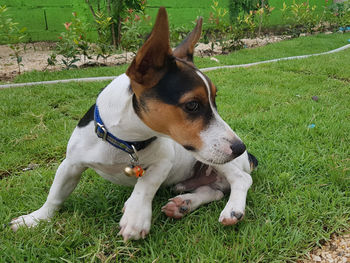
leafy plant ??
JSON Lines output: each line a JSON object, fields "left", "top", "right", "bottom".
{"left": 228, "top": 0, "right": 269, "bottom": 24}
{"left": 120, "top": 10, "right": 151, "bottom": 53}
{"left": 255, "top": 1, "right": 275, "bottom": 36}
{"left": 208, "top": 0, "right": 229, "bottom": 31}
{"left": 55, "top": 23, "right": 80, "bottom": 69}
{"left": 235, "top": 10, "right": 258, "bottom": 38}
{"left": 169, "top": 24, "right": 187, "bottom": 47}
{"left": 281, "top": 1, "right": 320, "bottom": 34}
{"left": 50, "top": 12, "right": 91, "bottom": 69}
{"left": 94, "top": 11, "right": 114, "bottom": 63}
{"left": 71, "top": 12, "right": 91, "bottom": 63}
{"left": 85, "top": 0, "right": 147, "bottom": 48}
{"left": 0, "top": 5, "right": 27, "bottom": 74}
{"left": 326, "top": 0, "right": 350, "bottom": 28}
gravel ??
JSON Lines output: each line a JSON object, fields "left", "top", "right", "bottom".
{"left": 303, "top": 233, "right": 350, "bottom": 263}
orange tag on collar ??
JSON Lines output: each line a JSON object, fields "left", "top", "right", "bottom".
{"left": 133, "top": 165, "right": 145, "bottom": 178}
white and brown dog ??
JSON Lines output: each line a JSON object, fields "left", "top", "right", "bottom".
{"left": 10, "top": 8, "right": 258, "bottom": 241}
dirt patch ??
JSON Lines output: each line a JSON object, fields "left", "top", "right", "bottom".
{"left": 0, "top": 42, "right": 135, "bottom": 81}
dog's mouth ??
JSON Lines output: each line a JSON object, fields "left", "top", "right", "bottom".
{"left": 191, "top": 151, "right": 235, "bottom": 166}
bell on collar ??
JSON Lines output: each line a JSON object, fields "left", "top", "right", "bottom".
{"left": 124, "top": 165, "right": 145, "bottom": 178}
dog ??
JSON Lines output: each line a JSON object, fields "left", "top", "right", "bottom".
{"left": 10, "top": 7, "right": 257, "bottom": 241}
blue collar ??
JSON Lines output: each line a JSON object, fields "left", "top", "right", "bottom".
{"left": 94, "top": 105, "right": 156, "bottom": 155}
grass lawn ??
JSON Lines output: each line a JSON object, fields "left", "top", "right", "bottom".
{"left": 1, "top": 33, "right": 349, "bottom": 262}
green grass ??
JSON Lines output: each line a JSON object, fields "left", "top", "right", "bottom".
{"left": 1, "top": 34, "right": 349, "bottom": 262}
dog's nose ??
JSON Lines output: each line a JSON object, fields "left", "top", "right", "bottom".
{"left": 230, "top": 141, "right": 246, "bottom": 158}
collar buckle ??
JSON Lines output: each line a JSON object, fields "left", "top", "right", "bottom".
{"left": 95, "top": 122, "right": 108, "bottom": 141}
{"left": 129, "top": 145, "right": 139, "bottom": 165}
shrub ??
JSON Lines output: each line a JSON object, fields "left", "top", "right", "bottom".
{"left": 50, "top": 12, "right": 90, "bottom": 69}
{"left": 85, "top": 0, "right": 146, "bottom": 48}
{"left": 281, "top": 1, "right": 320, "bottom": 34}
{"left": 326, "top": 0, "right": 350, "bottom": 28}
{"left": 0, "top": 5, "right": 27, "bottom": 74}
{"left": 93, "top": 11, "right": 114, "bottom": 63}
{"left": 208, "top": 0, "right": 229, "bottom": 31}
{"left": 120, "top": 10, "right": 152, "bottom": 53}
{"left": 228, "top": 0, "right": 269, "bottom": 24}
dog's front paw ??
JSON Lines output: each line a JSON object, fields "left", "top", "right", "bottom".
{"left": 219, "top": 209, "right": 244, "bottom": 226}
{"left": 10, "top": 209, "right": 51, "bottom": 231}
{"left": 118, "top": 200, "right": 152, "bottom": 242}
{"left": 161, "top": 197, "right": 191, "bottom": 219}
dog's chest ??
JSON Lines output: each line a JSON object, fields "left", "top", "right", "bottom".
{"left": 95, "top": 167, "right": 138, "bottom": 186}
{"left": 86, "top": 141, "right": 196, "bottom": 187}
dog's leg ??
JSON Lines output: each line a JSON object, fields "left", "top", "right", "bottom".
{"left": 214, "top": 161, "right": 252, "bottom": 226}
{"left": 10, "top": 159, "right": 85, "bottom": 231}
{"left": 162, "top": 186, "right": 224, "bottom": 219}
{"left": 119, "top": 160, "right": 172, "bottom": 242}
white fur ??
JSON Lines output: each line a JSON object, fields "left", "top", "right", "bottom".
{"left": 11, "top": 73, "right": 253, "bottom": 241}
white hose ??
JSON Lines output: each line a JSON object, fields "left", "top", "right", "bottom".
{"left": 1, "top": 44, "right": 350, "bottom": 89}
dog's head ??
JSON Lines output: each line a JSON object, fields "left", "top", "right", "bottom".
{"left": 127, "top": 7, "right": 245, "bottom": 165}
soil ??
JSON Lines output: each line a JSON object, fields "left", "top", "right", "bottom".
{"left": 0, "top": 42, "right": 135, "bottom": 81}
{"left": 0, "top": 34, "right": 349, "bottom": 262}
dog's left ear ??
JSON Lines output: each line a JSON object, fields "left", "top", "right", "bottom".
{"left": 173, "top": 17, "right": 203, "bottom": 63}
{"left": 127, "top": 7, "right": 172, "bottom": 89}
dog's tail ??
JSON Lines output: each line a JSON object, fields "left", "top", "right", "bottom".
{"left": 247, "top": 152, "right": 258, "bottom": 172}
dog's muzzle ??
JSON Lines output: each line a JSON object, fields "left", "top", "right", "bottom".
{"left": 230, "top": 141, "right": 246, "bottom": 158}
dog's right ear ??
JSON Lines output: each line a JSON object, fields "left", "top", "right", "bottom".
{"left": 173, "top": 17, "right": 203, "bottom": 63}
{"left": 126, "top": 7, "right": 172, "bottom": 90}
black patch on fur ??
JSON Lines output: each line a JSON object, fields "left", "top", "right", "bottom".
{"left": 77, "top": 104, "right": 95, "bottom": 127}
{"left": 132, "top": 94, "right": 140, "bottom": 115}
{"left": 133, "top": 93, "right": 149, "bottom": 116}
{"left": 128, "top": 84, "right": 133, "bottom": 94}
{"left": 184, "top": 145, "right": 196, "bottom": 151}
{"left": 248, "top": 152, "right": 258, "bottom": 169}
{"left": 131, "top": 136, "right": 157, "bottom": 151}
{"left": 150, "top": 61, "right": 198, "bottom": 105}
{"left": 187, "top": 52, "right": 193, "bottom": 62}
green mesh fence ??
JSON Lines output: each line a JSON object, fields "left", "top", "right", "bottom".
{"left": 0, "top": 0, "right": 330, "bottom": 43}
{"left": 0, "top": 0, "right": 91, "bottom": 42}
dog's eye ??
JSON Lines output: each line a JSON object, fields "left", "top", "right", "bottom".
{"left": 184, "top": 101, "right": 199, "bottom": 112}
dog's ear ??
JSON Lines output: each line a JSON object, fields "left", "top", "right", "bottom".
{"left": 173, "top": 17, "right": 203, "bottom": 63}
{"left": 126, "top": 7, "right": 172, "bottom": 88}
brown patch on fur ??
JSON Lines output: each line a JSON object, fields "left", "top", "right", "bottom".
{"left": 210, "top": 83, "right": 217, "bottom": 101}
{"left": 250, "top": 162, "right": 254, "bottom": 172}
{"left": 178, "top": 86, "right": 209, "bottom": 104}
{"left": 139, "top": 100, "right": 205, "bottom": 149}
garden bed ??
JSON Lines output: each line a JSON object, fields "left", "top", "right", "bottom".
{"left": 0, "top": 34, "right": 296, "bottom": 82}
